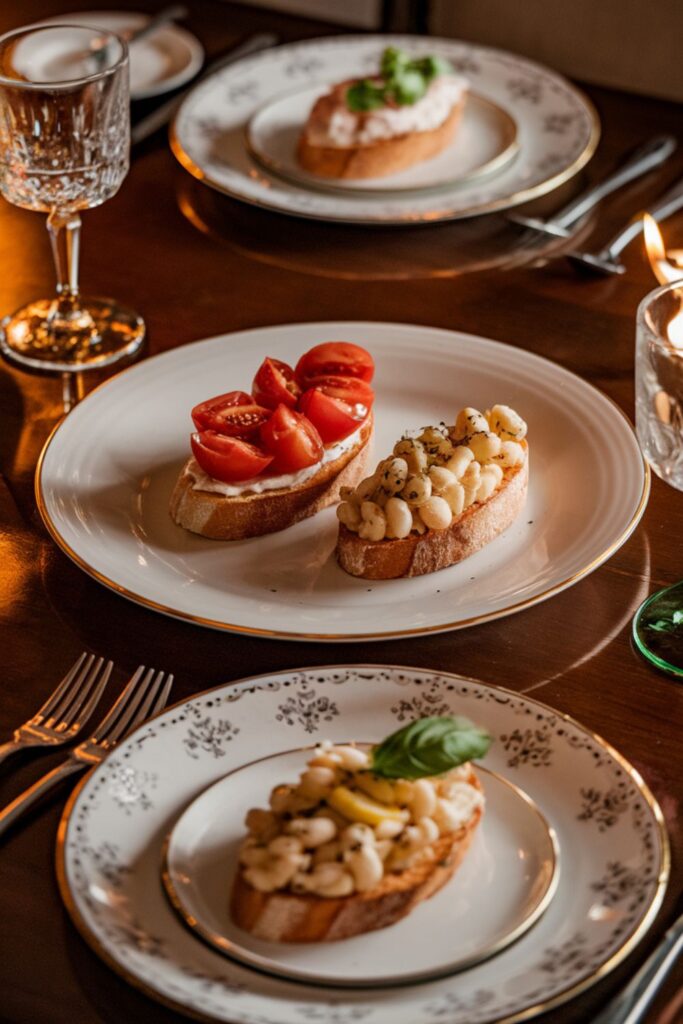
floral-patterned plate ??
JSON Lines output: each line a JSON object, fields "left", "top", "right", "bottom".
{"left": 170, "top": 35, "right": 599, "bottom": 224}
{"left": 57, "top": 666, "right": 669, "bottom": 1024}
{"left": 162, "top": 756, "right": 559, "bottom": 987}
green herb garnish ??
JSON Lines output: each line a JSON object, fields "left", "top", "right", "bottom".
{"left": 370, "top": 716, "right": 491, "bottom": 780}
{"left": 346, "top": 46, "right": 453, "bottom": 113}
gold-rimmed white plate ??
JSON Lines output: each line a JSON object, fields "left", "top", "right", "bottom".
{"left": 56, "top": 666, "right": 669, "bottom": 1023}
{"left": 36, "top": 321, "right": 648, "bottom": 642}
{"left": 171, "top": 34, "right": 599, "bottom": 224}
{"left": 163, "top": 754, "right": 559, "bottom": 988}
{"left": 245, "top": 87, "right": 519, "bottom": 195}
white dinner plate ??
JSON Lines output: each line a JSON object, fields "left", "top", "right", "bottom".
{"left": 163, "top": 756, "right": 559, "bottom": 987}
{"left": 36, "top": 322, "right": 649, "bottom": 642}
{"left": 40, "top": 11, "right": 204, "bottom": 100}
{"left": 246, "top": 87, "right": 519, "bottom": 195}
{"left": 57, "top": 666, "right": 669, "bottom": 1024}
{"left": 171, "top": 34, "right": 598, "bottom": 224}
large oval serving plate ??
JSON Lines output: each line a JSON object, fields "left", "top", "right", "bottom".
{"left": 171, "top": 34, "right": 599, "bottom": 224}
{"left": 57, "top": 666, "right": 669, "bottom": 1024}
{"left": 36, "top": 322, "right": 648, "bottom": 642}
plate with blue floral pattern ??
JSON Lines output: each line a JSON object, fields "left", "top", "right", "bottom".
{"left": 57, "top": 665, "right": 668, "bottom": 1024}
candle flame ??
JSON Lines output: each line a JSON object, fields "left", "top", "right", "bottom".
{"left": 643, "top": 213, "right": 683, "bottom": 349}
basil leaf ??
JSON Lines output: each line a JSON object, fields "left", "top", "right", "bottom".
{"left": 381, "top": 46, "right": 410, "bottom": 80}
{"left": 346, "top": 79, "right": 386, "bottom": 112}
{"left": 371, "top": 716, "right": 492, "bottom": 780}
{"left": 412, "top": 55, "right": 453, "bottom": 81}
{"left": 391, "top": 69, "right": 428, "bottom": 106}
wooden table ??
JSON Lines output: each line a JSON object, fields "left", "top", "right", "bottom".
{"left": 0, "top": 3, "right": 682, "bottom": 1022}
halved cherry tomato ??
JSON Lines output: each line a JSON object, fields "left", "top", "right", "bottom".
{"left": 252, "top": 357, "right": 301, "bottom": 410}
{"left": 259, "top": 404, "right": 323, "bottom": 473}
{"left": 295, "top": 342, "right": 375, "bottom": 386}
{"left": 191, "top": 391, "right": 271, "bottom": 438}
{"left": 298, "top": 388, "right": 369, "bottom": 443}
{"left": 191, "top": 431, "right": 273, "bottom": 483}
{"left": 300, "top": 375, "right": 374, "bottom": 407}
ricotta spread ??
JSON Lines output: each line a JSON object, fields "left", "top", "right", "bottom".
{"left": 307, "top": 74, "right": 468, "bottom": 148}
{"left": 187, "top": 425, "right": 364, "bottom": 497}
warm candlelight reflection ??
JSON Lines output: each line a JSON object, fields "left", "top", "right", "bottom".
{"left": 643, "top": 213, "right": 683, "bottom": 348}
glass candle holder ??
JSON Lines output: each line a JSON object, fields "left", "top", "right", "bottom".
{"left": 635, "top": 279, "right": 683, "bottom": 489}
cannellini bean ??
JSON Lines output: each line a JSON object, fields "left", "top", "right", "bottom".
{"left": 445, "top": 445, "right": 474, "bottom": 479}
{"left": 308, "top": 863, "right": 356, "bottom": 897}
{"left": 340, "top": 822, "right": 376, "bottom": 849}
{"left": 409, "top": 779, "right": 438, "bottom": 820}
{"left": 239, "top": 843, "right": 270, "bottom": 867}
{"left": 419, "top": 426, "right": 453, "bottom": 463}
{"left": 344, "top": 844, "right": 384, "bottom": 892}
{"left": 375, "top": 838, "right": 394, "bottom": 861}
{"left": 331, "top": 744, "right": 369, "bottom": 770}
{"left": 451, "top": 408, "right": 489, "bottom": 443}
{"left": 476, "top": 464, "right": 503, "bottom": 503}
{"left": 487, "top": 404, "right": 527, "bottom": 441}
{"left": 428, "top": 466, "right": 457, "bottom": 494}
{"left": 336, "top": 501, "right": 361, "bottom": 531}
{"left": 355, "top": 473, "right": 380, "bottom": 501}
{"left": 268, "top": 834, "right": 303, "bottom": 857}
{"left": 358, "top": 501, "right": 386, "bottom": 541}
{"left": 393, "top": 437, "right": 428, "bottom": 474}
{"left": 401, "top": 474, "right": 432, "bottom": 507}
{"left": 416, "top": 816, "right": 440, "bottom": 845}
{"left": 245, "top": 808, "right": 279, "bottom": 840}
{"left": 384, "top": 496, "right": 412, "bottom": 539}
{"left": 312, "top": 839, "right": 342, "bottom": 865}
{"left": 433, "top": 796, "right": 474, "bottom": 834}
{"left": 461, "top": 461, "right": 481, "bottom": 507}
{"left": 419, "top": 496, "right": 452, "bottom": 531}
{"left": 468, "top": 431, "right": 502, "bottom": 463}
{"left": 375, "top": 817, "right": 405, "bottom": 839}
{"left": 298, "top": 766, "right": 337, "bottom": 799}
{"left": 379, "top": 457, "right": 409, "bottom": 495}
{"left": 442, "top": 480, "right": 465, "bottom": 517}
{"left": 244, "top": 853, "right": 303, "bottom": 892}
{"left": 339, "top": 485, "right": 357, "bottom": 502}
{"left": 285, "top": 815, "right": 337, "bottom": 848}
{"left": 493, "top": 440, "right": 526, "bottom": 467}
{"left": 411, "top": 509, "right": 427, "bottom": 534}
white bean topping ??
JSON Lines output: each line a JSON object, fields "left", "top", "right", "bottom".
{"left": 445, "top": 445, "right": 474, "bottom": 479}
{"left": 285, "top": 816, "right": 337, "bottom": 848}
{"left": 419, "top": 495, "right": 452, "bottom": 531}
{"left": 358, "top": 501, "right": 386, "bottom": 541}
{"left": 487, "top": 404, "right": 527, "bottom": 440}
{"left": 384, "top": 496, "right": 412, "bottom": 539}
{"left": 428, "top": 466, "right": 457, "bottom": 493}
{"left": 468, "top": 431, "right": 502, "bottom": 463}
{"left": 402, "top": 474, "right": 432, "bottom": 507}
{"left": 344, "top": 844, "right": 384, "bottom": 892}
{"left": 336, "top": 501, "right": 361, "bottom": 531}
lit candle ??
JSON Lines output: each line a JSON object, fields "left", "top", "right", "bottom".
{"left": 642, "top": 215, "right": 683, "bottom": 423}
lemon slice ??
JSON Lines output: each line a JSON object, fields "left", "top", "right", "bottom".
{"left": 354, "top": 772, "right": 397, "bottom": 805}
{"left": 327, "top": 785, "right": 407, "bottom": 826}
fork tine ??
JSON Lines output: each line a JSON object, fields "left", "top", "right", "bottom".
{"left": 90, "top": 665, "right": 148, "bottom": 743}
{"left": 151, "top": 674, "right": 174, "bottom": 719}
{"left": 109, "top": 670, "right": 169, "bottom": 743}
{"left": 64, "top": 659, "right": 114, "bottom": 733}
{"left": 52, "top": 656, "right": 104, "bottom": 727}
{"left": 36, "top": 652, "right": 90, "bottom": 721}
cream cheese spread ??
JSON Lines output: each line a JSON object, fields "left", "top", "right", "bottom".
{"left": 187, "top": 425, "right": 364, "bottom": 497}
{"left": 308, "top": 74, "right": 468, "bottom": 148}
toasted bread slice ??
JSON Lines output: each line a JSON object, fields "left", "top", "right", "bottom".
{"left": 337, "top": 450, "right": 528, "bottom": 579}
{"left": 297, "top": 99, "right": 464, "bottom": 180}
{"left": 170, "top": 418, "right": 372, "bottom": 540}
{"left": 231, "top": 771, "right": 482, "bottom": 942}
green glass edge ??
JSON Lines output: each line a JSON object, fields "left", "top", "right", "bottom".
{"left": 632, "top": 587, "right": 683, "bottom": 679}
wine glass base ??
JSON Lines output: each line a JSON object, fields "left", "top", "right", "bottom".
{"left": 632, "top": 581, "right": 683, "bottom": 679}
{"left": 0, "top": 296, "right": 145, "bottom": 374}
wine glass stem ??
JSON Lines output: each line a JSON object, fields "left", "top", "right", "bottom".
{"left": 45, "top": 208, "right": 97, "bottom": 341}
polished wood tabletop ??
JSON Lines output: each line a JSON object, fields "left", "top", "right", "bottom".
{"left": 0, "top": 2, "right": 682, "bottom": 1022}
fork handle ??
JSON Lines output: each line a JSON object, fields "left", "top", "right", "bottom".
{"left": 0, "top": 758, "right": 84, "bottom": 840}
{"left": 0, "top": 741, "right": 22, "bottom": 767}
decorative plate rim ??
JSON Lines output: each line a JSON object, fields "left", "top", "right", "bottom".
{"left": 169, "top": 33, "right": 601, "bottom": 225}
{"left": 55, "top": 664, "right": 670, "bottom": 1024}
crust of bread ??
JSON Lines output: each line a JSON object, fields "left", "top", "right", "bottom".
{"left": 336, "top": 450, "right": 528, "bottom": 579}
{"left": 231, "top": 770, "right": 482, "bottom": 943}
{"left": 169, "top": 418, "right": 372, "bottom": 540}
{"left": 297, "top": 99, "right": 464, "bottom": 180}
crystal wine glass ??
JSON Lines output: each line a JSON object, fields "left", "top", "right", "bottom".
{"left": 0, "top": 24, "right": 145, "bottom": 409}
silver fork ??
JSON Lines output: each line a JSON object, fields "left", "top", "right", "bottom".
{"left": 0, "top": 666, "right": 173, "bottom": 839}
{"left": 0, "top": 653, "right": 113, "bottom": 767}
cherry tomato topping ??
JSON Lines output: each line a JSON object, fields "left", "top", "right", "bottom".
{"left": 295, "top": 342, "right": 374, "bottom": 386}
{"left": 191, "top": 431, "right": 273, "bottom": 483}
{"left": 298, "top": 388, "right": 369, "bottom": 443}
{"left": 259, "top": 404, "right": 323, "bottom": 473}
{"left": 252, "top": 357, "right": 301, "bottom": 410}
{"left": 191, "top": 391, "right": 270, "bottom": 437}
{"left": 299, "top": 375, "right": 374, "bottom": 407}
